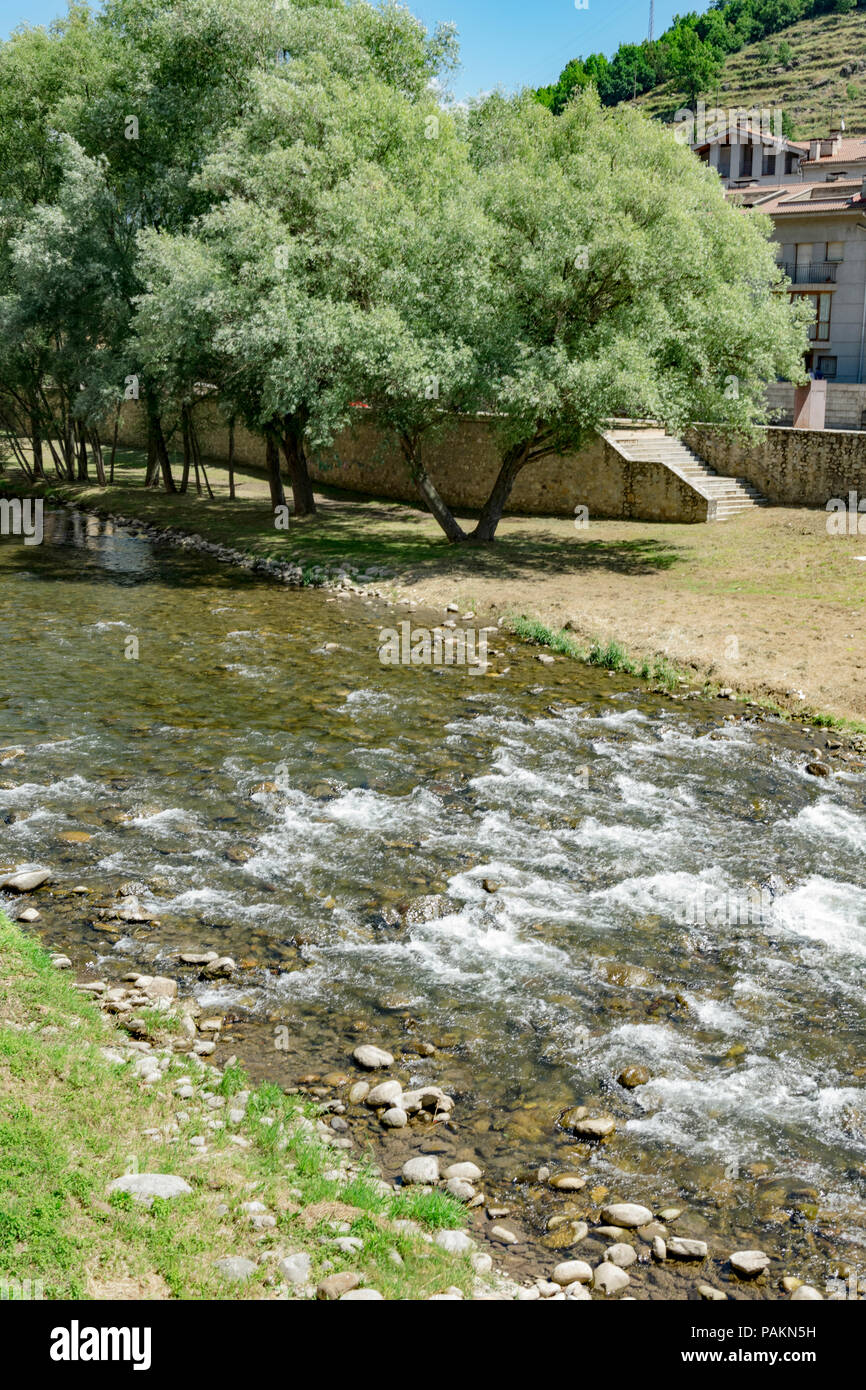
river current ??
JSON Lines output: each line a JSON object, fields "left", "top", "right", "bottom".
{"left": 1, "top": 508, "right": 864, "bottom": 1295}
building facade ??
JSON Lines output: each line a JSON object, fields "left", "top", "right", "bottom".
{"left": 693, "top": 123, "right": 866, "bottom": 383}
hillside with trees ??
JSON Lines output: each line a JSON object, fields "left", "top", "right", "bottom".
{"left": 537, "top": 2, "right": 866, "bottom": 135}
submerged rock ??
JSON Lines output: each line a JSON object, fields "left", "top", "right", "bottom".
{"left": 1, "top": 868, "right": 51, "bottom": 892}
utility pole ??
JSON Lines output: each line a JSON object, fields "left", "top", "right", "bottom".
{"left": 648, "top": 0, "right": 654, "bottom": 42}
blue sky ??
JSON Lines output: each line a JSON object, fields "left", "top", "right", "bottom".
{"left": 0, "top": 0, "right": 682, "bottom": 99}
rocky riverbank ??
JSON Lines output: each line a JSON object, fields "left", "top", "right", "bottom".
{"left": 2, "top": 869, "right": 847, "bottom": 1301}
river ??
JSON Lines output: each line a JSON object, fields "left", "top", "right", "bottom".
{"left": 1, "top": 507, "right": 864, "bottom": 1297}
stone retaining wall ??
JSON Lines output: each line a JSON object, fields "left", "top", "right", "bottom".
{"left": 116, "top": 402, "right": 710, "bottom": 522}
{"left": 684, "top": 424, "right": 866, "bottom": 508}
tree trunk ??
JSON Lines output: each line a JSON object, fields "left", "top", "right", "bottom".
{"left": 190, "top": 414, "right": 214, "bottom": 499}
{"left": 469, "top": 442, "right": 532, "bottom": 543}
{"left": 89, "top": 429, "right": 106, "bottom": 486}
{"left": 145, "top": 398, "right": 177, "bottom": 494}
{"left": 75, "top": 420, "right": 89, "bottom": 482}
{"left": 180, "top": 405, "right": 192, "bottom": 493}
{"left": 108, "top": 408, "right": 119, "bottom": 484}
{"left": 227, "top": 416, "right": 236, "bottom": 501}
{"left": 399, "top": 432, "right": 467, "bottom": 543}
{"left": 29, "top": 410, "right": 45, "bottom": 479}
{"left": 265, "top": 432, "right": 286, "bottom": 510}
{"left": 279, "top": 415, "right": 316, "bottom": 516}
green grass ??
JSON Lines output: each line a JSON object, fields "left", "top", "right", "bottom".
{"left": 0, "top": 910, "right": 476, "bottom": 1301}
{"left": 506, "top": 614, "right": 684, "bottom": 692}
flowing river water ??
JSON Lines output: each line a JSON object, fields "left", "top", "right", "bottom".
{"left": 2, "top": 507, "right": 865, "bottom": 1298}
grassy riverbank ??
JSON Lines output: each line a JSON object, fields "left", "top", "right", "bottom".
{"left": 0, "top": 909, "right": 476, "bottom": 1300}
{"left": 3, "top": 454, "right": 866, "bottom": 731}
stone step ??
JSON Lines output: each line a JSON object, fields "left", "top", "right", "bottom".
{"left": 608, "top": 428, "right": 770, "bottom": 521}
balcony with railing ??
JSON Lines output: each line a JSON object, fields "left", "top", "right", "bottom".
{"left": 777, "top": 261, "right": 839, "bottom": 284}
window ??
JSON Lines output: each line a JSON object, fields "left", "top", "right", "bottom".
{"left": 762, "top": 151, "right": 776, "bottom": 176}
{"left": 740, "top": 143, "right": 753, "bottom": 176}
{"left": 793, "top": 292, "right": 832, "bottom": 341}
{"left": 816, "top": 356, "right": 837, "bottom": 378}
{"left": 718, "top": 145, "right": 731, "bottom": 177}
{"left": 784, "top": 152, "right": 798, "bottom": 174}
{"left": 827, "top": 241, "right": 845, "bottom": 263}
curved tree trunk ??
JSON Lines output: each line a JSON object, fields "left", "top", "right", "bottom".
{"left": 280, "top": 415, "right": 316, "bottom": 517}
{"left": 399, "top": 432, "right": 467, "bottom": 543}
{"left": 469, "top": 442, "right": 532, "bottom": 543}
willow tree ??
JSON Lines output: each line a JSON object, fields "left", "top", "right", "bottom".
{"left": 134, "top": 0, "right": 460, "bottom": 515}
{"left": 455, "top": 88, "right": 810, "bottom": 542}
{"left": 371, "top": 86, "right": 808, "bottom": 545}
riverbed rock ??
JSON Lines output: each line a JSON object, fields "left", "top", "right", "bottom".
{"left": 317, "top": 1271, "right": 360, "bottom": 1300}
{"left": 143, "top": 976, "right": 178, "bottom": 1001}
{"left": 552, "top": 1260, "right": 592, "bottom": 1286}
{"left": 548, "top": 1172, "right": 586, "bottom": 1191}
{"left": 805, "top": 762, "right": 830, "bottom": 778}
{"left": 381, "top": 1107, "right": 408, "bottom": 1128}
{"left": 340, "top": 1288, "right": 383, "bottom": 1300}
{"left": 365, "top": 1080, "right": 403, "bottom": 1108}
{"left": 201, "top": 957, "right": 235, "bottom": 980}
{"left": 562, "top": 1113, "right": 616, "bottom": 1139}
{"left": 618, "top": 1065, "right": 651, "bottom": 1089}
{"left": 607, "top": 1243, "right": 637, "bottom": 1268}
{"left": 593, "top": 1262, "right": 631, "bottom": 1294}
{"left": 19, "top": 907, "right": 41, "bottom": 923}
{"left": 791, "top": 1285, "right": 822, "bottom": 1300}
{"left": 698, "top": 1284, "right": 728, "bottom": 1301}
{"left": 401, "top": 1155, "right": 439, "bottom": 1185}
{"left": 107, "top": 1173, "right": 192, "bottom": 1205}
{"left": 490, "top": 1225, "right": 519, "bottom": 1245}
{"left": 348, "top": 1081, "right": 370, "bottom": 1104}
{"left": 443, "top": 1161, "right": 483, "bottom": 1182}
{"left": 667, "top": 1237, "right": 709, "bottom": 1260}
{"left": 0, "top": 868, "right": 51, "bottom": 892}
{"left": 730, "top": 1250, "right": 770, "bottom": 1277}
{"left": 352, "top": 1044, "right": 394, "bottom": 1070}
{"left": 601, "top": 1203, "right": 653, "bottom": 1229}
{"left": 445, "top": 1178, "right": 476, "bottom": 1202}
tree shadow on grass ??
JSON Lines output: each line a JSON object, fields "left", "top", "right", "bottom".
{"left": 0, "top": 459, "right": 689, "bottom": 586}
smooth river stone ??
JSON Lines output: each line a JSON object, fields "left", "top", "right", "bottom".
{"left": 730, "top": 1250, "right": 770, "bottom": 1276}
{"left": 593, "top": 1262, "right": 631, "bottom": 1294}
{"left": 352, "top": 1044, "right": 394, "bottom": 1070}
{"left": 401, "top": 1155, "right": 439, "bottom": 1184}
{"left": 365, "top": 1080, "right": 403, "bottom": 1107}
{"left": 600, "top": 1203, "right": 653, "bottom": 1228}
{"left": 667, "top": 1237, "right": 709, "bottom": 1260}
{"left": 552, "top": 1260, "right": 592, "bottom": 1286}
{"left": 0, "top": 868, "right": 51, "bottom": 892}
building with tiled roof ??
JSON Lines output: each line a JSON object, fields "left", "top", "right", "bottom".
{"left": 688, "top": 115, "right": 866, "bottom": 383}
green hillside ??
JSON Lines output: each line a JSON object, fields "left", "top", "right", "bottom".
{"left": 635, "top": 11, "right": 866, "bottom": 137}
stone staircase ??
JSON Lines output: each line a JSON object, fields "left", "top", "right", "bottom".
{"left": 606, "top": 428, "right": 768, "bottom": 521}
